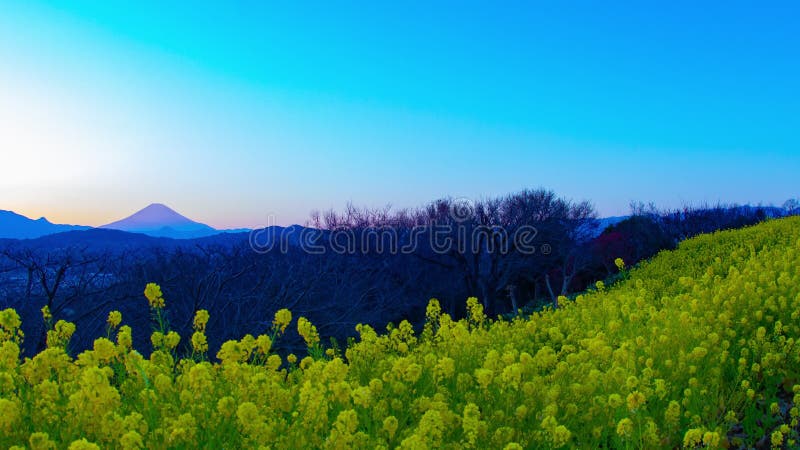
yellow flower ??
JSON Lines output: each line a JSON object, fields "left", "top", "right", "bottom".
{"left": 46, "top": 320, "right": 75, "bottom": 348}
{"left": 120, "top": 430, "right": 143, "bottom": 450}
{"left": 615, "top": 257, "right": 626, "bottom": 271}
{"left": 41, "top": 305, "right": 52, "bottom": 322}
{"left": 0, "top": 341, "right": 20, "bottom": 370}
{"left": 351, "top": 386, "right": 372, "bottom": 408}
{"left": 218, "top": 340, "right": 247, "bottom": 364}
{"left": 0, "top": 308, "right": 22, "bottom": 331}
{"left": 297, "top": 317, "right": 320, "bottom": 347}
{"left": 265, "top": 354, "right": 281, "bottom": 370}
{"left": 164, "top": 331, "right": 180, "bottom": 350}
{"left": 191, "top": 331, "right": 208, "bottom": 353}
{"left": 683, "top": 428, "right": 704, "bottom": 448}
{"left": 67, "top": 439, "right": 100, "bottom": 450}
{"left": 117, "top": 325, "right": 133, "bottom": 350}
{"left": 771, "top": 431, "right": 784, "bottom": 447}
{"left": 607, "top": 393, "right": 623, "bottom": 408}
{"left": 254, "top": 334, "right": 272, "bottom": 355}
{"left": 217, "top": 396, "right": 236, "bottom": 418}
{"left": 144, "top": 283, "right": 165, "bottom": 308}
{"left": 434, "top": 356, "right": 455, "bottom": 379}
{"left": 151, "top": 331, "right": 164, "bottom": 348}
{"left": 334, "top": 408, "right": 358, "bottom": 434}
{"left": 193, "top": 309, "right": 209, "bottom": 332}
{"left": 273, "top": 308, "right": 292, "bottom": 333}
{"left": 626, "top": 391, "right": 646, "bottom": 411}
{"left": 426, "top": 298, "right": 441, "bottom": 321}
{"left": 474, "top": 368, "right": 493, "bottom": 389}
{"left": 703, "top": 431, "right": 720, "bottom": 447}
{"left": 107, "top": 310, "right": 122, "bottom": 328}
{"left": 616, "top": 418, "right": 634, "bottom": 438}
{"left": 0, "top": 398, "right": 20, "bottom": 434}
{"left": 383, "top": 415, "right": 398, "bottom": 438}
{"left": 237, "top": 401, "right": 261, "bottom": 427}
{"left": 29, "top": 432, "right": 57, "bottom": 450}
{"left": 552, "top": 425, "right": 572, "bottom": 447}
{"left": 93, "top": 337, "right": 118, "bottom": 362}
{"left": 466, "top": 297, "right": 486, "bottom": 324}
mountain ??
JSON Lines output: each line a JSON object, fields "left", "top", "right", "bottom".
{"left": 0, "top": 210, "right": 91, "bottom": 239}
{"left": 100, "top": 203, "right": 224, "bottom": 239}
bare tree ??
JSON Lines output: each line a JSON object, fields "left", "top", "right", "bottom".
{"left": 313, "top": 189, "right": 597, "bottom": 315}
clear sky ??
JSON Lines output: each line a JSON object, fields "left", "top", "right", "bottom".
{"left": 1, "top": 1, "right": 798, "bottom": 228}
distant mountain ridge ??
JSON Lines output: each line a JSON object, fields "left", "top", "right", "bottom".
{"left": 0, "top": 210, "right": 90, "bottom": 239}
{"left": 0, "top": 203, "right": 626, "bottom": 241}
{"left": 100, "top": 203, "right": 229, "bottom": 239}
{"left": 0, "top": 204, "right": 252, "bottom": 240}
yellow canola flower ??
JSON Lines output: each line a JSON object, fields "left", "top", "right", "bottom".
{"left": 273, "top": 308, "right": 292, "bottom": 333}
{"left": 254, "top": 334, "right": 272, "bottom": 355}
{"left": 107, "top": 310, "right": 122, "bottom": 328}
{"left": 164, "top": 331, "right": 181, "bottom": 350}
{"left": 28, "top": 432, "right": 56, "bottom": 450}
{"left": 120, "top": 430, "right": 143, "bottom": 450}
{"left": 41, "top": 305, "right": 52, "bottom": 322}
{"left": 627, "top": 390, "right": 646, "bottom": 411}
{"left": 382, "top": 415, "right": 398, "bottom": 438}
{"left": 616, "top": 418, "right": 634, "bottom": 438}
{"left": 193, "top": 309, "right": 210, "bottom": 332}
{"left": 191, "top": 331, "right": 208, "bottom": 353}
{"left": 117, "top": 325, "right": 133, "bottom": 349}
{"left": 67, "top": 439, "right": 100, "bottom": 450}
{"left": 771, "top": 431, "right": 784, "bottom": 447}
{"left": 297, "top": 317, "right": 320, "bottom": 347}
{"left": 0, "top": 309, "right": 22, "bottom": 341}
{"left": 93, "top": 337, "right": 118, "bottom": 362}
{"left": 144, "top": 283, "right": 165, "bottom": 309}
{"left": 0, "top": 397, "right": 20, "bottom": 434}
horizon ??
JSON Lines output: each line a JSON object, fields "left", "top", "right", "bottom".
{"left": 0, "top": 198, "right": 793, "bottom": 232}
{"left": 1, "top": 2, "right": 798, "bottom": 228}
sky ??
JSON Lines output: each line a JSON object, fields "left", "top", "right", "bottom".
{"left": 0, "top": 1, "right": 798, "bottom": 228}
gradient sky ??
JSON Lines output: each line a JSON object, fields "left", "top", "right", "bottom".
{"left": 1, "top": 1, "right": 798, "bottom": 228}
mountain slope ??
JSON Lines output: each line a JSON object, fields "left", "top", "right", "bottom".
{"left": 0, "top": 210, "right": 90, "bottom": 239}
{"left": 100, "top": 203, "right": 220, "bottom": 239}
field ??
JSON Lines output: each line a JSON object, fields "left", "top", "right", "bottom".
{"left": 1, "top": 217, "right": 800, "bottom": 449}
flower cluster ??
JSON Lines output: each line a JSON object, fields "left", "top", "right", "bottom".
{"left": 143, "top": 283, "right": 164, "bottom": 309}
{"left": 273, "top": 308, "right": 292, "bottom": 334}
{"left": 297, "top": 317, "right": 320, "bottom": 347}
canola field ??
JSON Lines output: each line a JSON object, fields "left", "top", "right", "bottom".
{"left": 1, "top": 217, "right": 800, "bottom": 449}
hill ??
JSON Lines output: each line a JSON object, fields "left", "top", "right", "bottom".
{"left": 1, "top": 217, "right": 798, "bottom": 448}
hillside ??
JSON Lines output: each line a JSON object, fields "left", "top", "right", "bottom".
{"left": 0, "top": 217, "right": 799, "bottom": 448}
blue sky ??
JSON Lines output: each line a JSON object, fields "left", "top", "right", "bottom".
{"left": 0, "top": 1, "right": 797, "bottom": 228}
